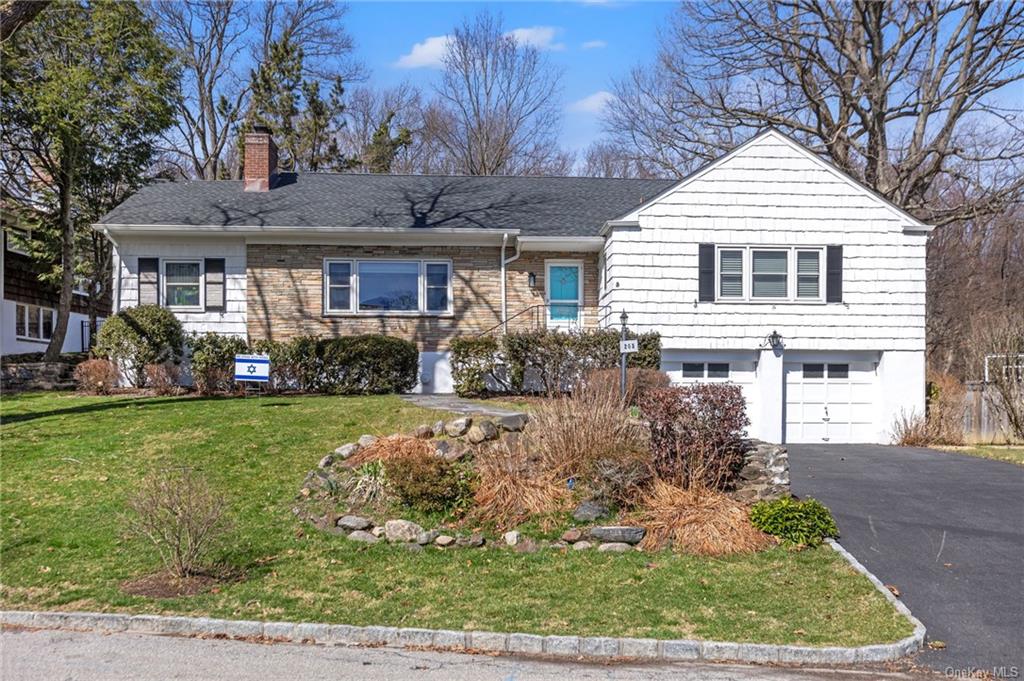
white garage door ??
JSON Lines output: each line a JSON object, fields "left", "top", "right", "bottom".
{"left": 784, "top": 361, "right": 876, "bottom": 443}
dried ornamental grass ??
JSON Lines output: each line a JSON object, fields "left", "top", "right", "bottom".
{"left": 471, "top": 439, "right": 570, "bottom": 530}
{"left": 345, "top": 435, "right": 435, "bottom": 467}
{"left": 634, "top": 480, "right": 773, "bottom": 556}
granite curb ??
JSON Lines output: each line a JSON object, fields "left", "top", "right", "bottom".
{"left": 0, "top": 541, "right": 924, "bottom": 665}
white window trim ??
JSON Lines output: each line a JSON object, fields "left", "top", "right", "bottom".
{"left": 322, "top": 257, "right": 454, "bottom": 317}
{"left": 545, "top": 259, "right": 584, "bottom": 329}
{"left": 161, "top": 258, "right": 205, "bottom": 312}
{"left": 680, "top": 361, "right": 731, "bottom": 381}
{"left": 14, "top": 303, "right": 56, "bottom": 343}
{"left": 714, "top": 245, "right": 826, "bottom": 303}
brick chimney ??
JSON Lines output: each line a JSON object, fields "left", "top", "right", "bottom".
{"left": 243, "top": 125, "right": 278, "bottom": 192}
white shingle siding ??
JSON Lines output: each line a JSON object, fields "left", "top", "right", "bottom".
{"left": 602, "top": 133, "right": 927, "bottom": 354}
{"left": 113, "top": 236, "right": 247, "bottom": 337}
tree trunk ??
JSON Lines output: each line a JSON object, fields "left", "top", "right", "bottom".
{"left": 42, "top": 153, "right": 75, "bottom": 362}
{"left": 0, "top": 0, "right": 50, "bottom": 43}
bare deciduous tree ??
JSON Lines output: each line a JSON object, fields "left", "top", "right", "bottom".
{"left": 0, "top": 0, "right": 49, "bottom": 43}
{"left": 605, "top": 1, "right": 1024, "bottom": 225}
{"left": 152, "top": 0, "right": 359, "bottom": 180}
{"left": 432, "top": 12, "right": 568, "bottom": 176}
{"left": 579, "top": 141, "right": 666, "bottom": 179}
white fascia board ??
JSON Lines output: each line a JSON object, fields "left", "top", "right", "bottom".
{"left": 599, "top": 220, "right": 640, "bottom": 236}
{"left": 517, "top": 236, "right": 604, "bottom": 252}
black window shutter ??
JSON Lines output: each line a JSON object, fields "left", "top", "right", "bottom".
{"left": 826, "top": 245, "right": 843, "bottom": 303}
{"left": 698, "top": 244, "right": 715, "bottom": 302}
{"left": 205, "top": 258, "right": 226, "bottom": 312}
{"left": 138, "top": 258, "right": 159, "bottom": 305}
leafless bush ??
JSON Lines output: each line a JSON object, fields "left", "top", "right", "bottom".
{"left": 587, "top": 453, "right": 654, "bottom": 509}
{"left": 926, "top": 372, "right": 966, "bottom": 445}
{"left": 73, "top": 359, "right": 120, "bottom": 394}
{"left": 125, "top": 468, "right": 230, "bottom": 578}
{"left": 582, "top": 368, "right": 671, "bottom": 407}
{"left": 891, "top": 410, "right": 933, "bottom": 447}
{"left": 144, "top": 363, "right": 181, "bottom": 396}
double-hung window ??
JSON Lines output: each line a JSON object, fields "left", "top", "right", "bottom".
{"left": 15, "top": 303, "right": 56, "bottom": 342}
{"left": 163, "top": 260, "right": 203, "bottom": 309}
{"left": 716, "top": 246, "right": 824, "bottom": 302}
{"left": 681, "top": 362, "right": 730, "bottom": 380}
{"left": 323, "top": 259, "right": 452, "bottom": 315}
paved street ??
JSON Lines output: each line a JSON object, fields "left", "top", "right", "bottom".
{"left": 789, "top": 444, "right": 1024, "bottom": 675}
{"left": 1, "top": 628, "right": 921, "bottom": 681}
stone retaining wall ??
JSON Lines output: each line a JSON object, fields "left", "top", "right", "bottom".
{"left": 1, "top": 362, "right": 75, "bottom": 392}
{"left": 730, "top": 440, "right": 790, "bottom": 503}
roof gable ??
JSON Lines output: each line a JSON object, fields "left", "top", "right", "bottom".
{"left": 609, "top": 129, "right": 931, "bottom": 231}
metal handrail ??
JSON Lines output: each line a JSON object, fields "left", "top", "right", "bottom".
{"left": 478, "top": 303, "right": 597, "bottom": 337}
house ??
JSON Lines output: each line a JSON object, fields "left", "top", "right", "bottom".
{"left": 95, "top": 127, "right": 931, "bottom": 444}
{"left": 1, "top": 230, "right": 107, "bottom": 356}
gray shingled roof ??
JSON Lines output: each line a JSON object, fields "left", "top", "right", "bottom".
{"left": 99, "top": 172, "right": 676, "bottom": 237}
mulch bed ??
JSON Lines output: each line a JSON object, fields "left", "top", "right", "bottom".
{"left": 120, "top": 572, "right": 221, "bottom": 598}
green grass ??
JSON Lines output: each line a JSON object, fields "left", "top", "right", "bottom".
{"left": 937, "top": 445, "right": 1024, "bottom": 466}
{"left": 0, "top": 392, "right": 912, "bottom": 646}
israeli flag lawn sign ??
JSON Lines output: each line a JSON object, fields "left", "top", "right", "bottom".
{"left": 234, "top": 354, "right": 270, "bottom": 383}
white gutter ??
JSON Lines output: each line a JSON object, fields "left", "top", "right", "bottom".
{"left": 93, "top": 223, "right": 521, "bottom": 237}
{"left": 500, "top": 233, "right": 522, "bottom": 334}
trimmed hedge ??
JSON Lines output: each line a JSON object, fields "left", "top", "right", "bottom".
{"left": 95, "top": 305, "right": 185, "bottom": 387}
{"left": 187, "top": 334, "right": 419, "bottom": 395}
{"left": 450, "top": 329, "right": 661, "bottom": 397}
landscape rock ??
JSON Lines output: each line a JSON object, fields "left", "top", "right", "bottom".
{"left": 402, "top": 542, "right": 424, "bottom": 553}
{"left": 444, "top": 418, "right": 472, "bottom": 437}
{"left": 455, "top": 533, "right": 485, "bottom": 548}
{"left": 346, "top": 530, "right": 379, "bottom": 544}
{"left": 572, "top": 500, "right": 609, "bottom": 522}
{"left": 572, "top": 541, "right": 593, "bottom": 551}
{"left": 549, "top": 541, "right": 569, "bottom": 550}
{"left": 597, "top": 542, "right": 632, "bottom": 553}
{"left": 434, "top": 534, "right": 456, "bottom": 547}
{"left": 498, "top": 413, "right": 528, "bottom": 432}
{"left": 317, "top": 454, "right": 334, "bottom": 469}
{"left": 503, "top": 530, "right": 521, "bottom": 546}
{"left": 357, "top": 434, "right": 378, "bottom": 448}
{"left": 441, "top": 442, "right": 470, "bottom": 463}
{"left": 589, "top": 526, "right": 646, "bottom": 544}
{"left": 434, "top": 440, "right": 451, "bottom": 457}
{"left": 416, "top": 529, "right": 439, "bottom": 545}
{"left": 412, "top": 424, "right": 434, "bottom": 439}
{"left": 432, "top": 420, "right": 446, "bottom": 437}
{"left": 384, "top": 520, "right": 424, "bottom": 543}
{"left": 370, "top": 526, "right": 385, "bottom": 538}
{"left": 561, "top": 528, "right": 584, "bottom": 543}
{"left": 334, "top": 443, "right": 360, "bottom": 459}
{"left": 337, "top": 515, "right": 373, "bottom": 531}
{"left": 466, "top": 421, "right": 498, "bottom": 444}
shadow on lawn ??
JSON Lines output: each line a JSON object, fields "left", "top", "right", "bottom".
{"left": 1, "top": 395, "right": 234, "bottom": 425}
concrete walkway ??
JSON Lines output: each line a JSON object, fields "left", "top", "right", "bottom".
{"left": 401, "top": 394, "right": 524, "bottom": 418}
{"left": 1, "top": 628, "right": 924, "bottom": 681}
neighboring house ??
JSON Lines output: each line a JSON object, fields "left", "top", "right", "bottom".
{"left": 95, "top": 127, "right": 931, "bottom": 444}
{"left": 1, "top": 230, "right": 107, "bottom": 356}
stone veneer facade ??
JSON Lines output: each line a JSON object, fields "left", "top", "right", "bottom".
{"left": 246, "top": 244, "right": 599, "bottom": 351}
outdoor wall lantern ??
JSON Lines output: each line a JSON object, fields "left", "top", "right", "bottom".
{"left": 768, "top": 330, "right": 784, "bottom": 350}
{"left": 528, "top": 272, "right": 537, "bottom": 288}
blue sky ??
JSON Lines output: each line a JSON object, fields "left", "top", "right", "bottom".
{"left": 345, "top": 1, "right": 676, "bottom": 154}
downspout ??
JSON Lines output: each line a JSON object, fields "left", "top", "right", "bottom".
{"left": 500, "top": 233, "right": 522, "bottom": 334}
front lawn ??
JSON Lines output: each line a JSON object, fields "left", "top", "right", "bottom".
{"left": 0, "top": 392, "right": 912, "bottom": 646}
{"left": 937, "top": 445, "right": 1024, "bottom": 466}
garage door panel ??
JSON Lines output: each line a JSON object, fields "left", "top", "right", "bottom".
{"left": 785, "top": 359, "right": 877, "bottom": 444}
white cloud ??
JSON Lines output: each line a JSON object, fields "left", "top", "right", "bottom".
{"left": 569, "top": 90, "right": 616, "bottom": 114}
{"left": 581, "top": 40, "right": 607, "bottom": 50}
{"left": 395, "top": 35, "right": 450, "bottom": 69}
{"left": 506, "top": 26, "right": 566, "bottom": 51}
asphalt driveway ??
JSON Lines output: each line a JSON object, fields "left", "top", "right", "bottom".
{"left": 788, "top": 444, "right": 1024, "bottom": 674}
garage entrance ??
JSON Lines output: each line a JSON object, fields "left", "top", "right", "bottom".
{"left": 784, "top": 360, "right": 876, "bottom": 443}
